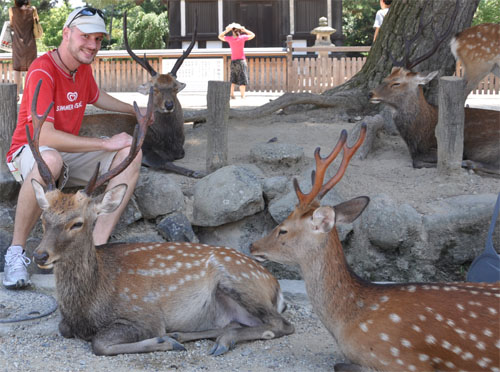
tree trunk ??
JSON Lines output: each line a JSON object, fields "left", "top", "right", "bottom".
{"left": 324, "top": 0, "right": 479, "bottom": 106}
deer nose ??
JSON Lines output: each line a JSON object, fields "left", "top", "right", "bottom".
{"left": 165, "top": 101, "right": 174, "bottom": 111}
{"left": 368, "top": 91, "right": 374, "bottom": 99}
{"left": 33, "top": 250, "right": 49, "bottom": 264}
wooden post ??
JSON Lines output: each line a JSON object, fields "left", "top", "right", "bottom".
{"left": 435, "top": 76, "right": 465, "bottom": 175}
{"left": 286, "top": 35, "right": 293, "bottom": 92}
{"left": 206, "top": 81, "right": 230, "bottom": 173}
{"left": 0, "top": 83, "right": 20, "bottom": 198}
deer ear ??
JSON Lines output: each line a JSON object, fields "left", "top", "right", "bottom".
{"left": 31, "top": 179, "right": 50, "bottom": 210}
{"left": 334, "top": 196, "right": 370, "bottom": 224}
{"left": 176, "top": 80, "right": 186, "bottom": 92}
{"left": 137, "top": 82, "right": 152, "bottom": 95}
{"left": 416, "top": 71, "right": 439, "bottom": 85}
{"left": 95, "top": 184, "right": 128, "bottom": 216}
{"left": 311, "top": 207, "right": 336, "bottom": 233}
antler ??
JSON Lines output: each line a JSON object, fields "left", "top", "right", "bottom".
{"left": 84, "top": 87, "right": 154, "bottom": 195}
{"left": 170, "top": 11, "right": 197, "bottom": 77}
{"left": 389, "top": 0, "right": 459, "bottom": 70}
{"left": 294, "top": 124, "right": 367, "bottom": 207}
{"left": 26, "top": 79, "right": 56, "bottom": 190}
{"left": 123, "top": 11, "right": 157, "bottom": 77}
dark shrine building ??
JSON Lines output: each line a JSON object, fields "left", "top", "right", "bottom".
{"left": 166, "top": 0, "right": 343, "bottom": 49}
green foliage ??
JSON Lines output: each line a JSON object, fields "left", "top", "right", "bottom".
{"left": 342, "top": 0, "right": 379, "bottom": 46}
{"left": 472, "top": 0, "right": 500, "bottom": 25}
{"left": 38, "top": 3, "right": 71, "bottom": 50}
{"left": 121, "top": 6, "right": 168, "bottom": 49}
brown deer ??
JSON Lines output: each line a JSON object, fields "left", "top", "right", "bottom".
{"left": 82, "top": 12, "right": 204, "bottom": 178}
{"left": 450, "top": 23, "right": 500, "bottom": 97}
{"left": 369, "top": 2, "right": 500, "bottom": 176}
{"left": 250, "top": 125, "right": 500, "bottom": 372}
{"left": 29, "top": 80, "right": 293, "bottom": 356}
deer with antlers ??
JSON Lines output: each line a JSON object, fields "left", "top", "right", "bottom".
{"left": 450, "top": 23, "right": 500, "bottom": 97}
{"left": 250, "top": 124, "right": 500, "bottom": 372}
{"left": 369, "top": 1, "right": 500, "bottom": 176}
{"left": 82, "top": 12, "right": 204, "bottom": 178}
{"left": 29, "top": 80, "right": 293, "bottom": 355}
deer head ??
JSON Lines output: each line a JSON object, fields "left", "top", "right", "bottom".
{"left": 251, "top": 124, "right": 368, "bottom": 266}
{"left": 123, "top": 11, "right": 197, "bottom": 114}
{"left": 29, "top": 79, "right": 154, "bottom": 269}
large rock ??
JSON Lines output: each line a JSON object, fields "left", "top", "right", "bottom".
{"left": 250, "top": 142, "right": 304, "bottom": 168}
{"left": 134, "top": 168, "right": 185, "bottom": 219}
{"left": 192, "top": 165, "right": 264, "bottom": 227}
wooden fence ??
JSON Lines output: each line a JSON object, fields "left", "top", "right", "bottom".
{"left": 0, "top": 47, "right": 497, "bottom": 95}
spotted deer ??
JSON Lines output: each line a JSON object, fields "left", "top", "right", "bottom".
{"left": 369, "top": 2, "right": 500, "bottom": 175}
{"left": 29, "top": 81, "right": 293, "bottom": 356}
{"left": 82, "top": 12, "right": 204, "bottom": 178}
{"left": 450, "top": 23, "right": 500, "bottom": 97}
{"left": 250, "top": 125, "right": 500, "bottom": 372}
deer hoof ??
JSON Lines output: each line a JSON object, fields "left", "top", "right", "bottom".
{"left": 157, "top": 336, "right": 186, "bottom": 351}
{"left": 209, "top": 340, "right": 235, "bottom": 356}
{"left": 191, "top": 170, "right": 207, "bottom": 179}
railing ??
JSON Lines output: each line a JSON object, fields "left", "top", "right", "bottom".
{"left": 0, "top": 47, "right": 498, "bottom": 94}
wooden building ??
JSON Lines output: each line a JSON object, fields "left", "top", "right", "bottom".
{"left": 166, "top": 0, "right": 343, "bottom": 49}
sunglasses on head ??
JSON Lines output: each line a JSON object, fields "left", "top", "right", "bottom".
{"left": 67, "top": 7, "right": 104, "bottom": 28}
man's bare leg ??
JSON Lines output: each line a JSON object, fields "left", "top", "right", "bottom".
{"left": 93, "top": 149, "right": 142, "bottom": 245}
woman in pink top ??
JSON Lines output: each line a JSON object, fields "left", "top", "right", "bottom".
{"left": 218, "top": 22, "right": 255, "bottom": 99}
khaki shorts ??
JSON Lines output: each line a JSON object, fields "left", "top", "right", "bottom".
{"left": 7, "top": 145, "right": 117, "bottom": 188}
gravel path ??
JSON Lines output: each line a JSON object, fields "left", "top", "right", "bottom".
{"left": 0, "top": 277, "right": 339, "bottom": 372}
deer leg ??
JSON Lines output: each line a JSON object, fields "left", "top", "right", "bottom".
{"left": 462, "top": 160, "right": 500, "bottom": 177}
{"left": 333, "top": 363, "right": 367, "bottom": 372}
{"left": 142, "top": 149, "right": 206, "bottom": 178}
{"left": 91, "top": 324, "right": 186, "bottom": 356}
{"left": 208, "top": 314, "right": 294, "bottom": 356}
{"left": 168, "top": 321, "right": 242, "bottom": 343}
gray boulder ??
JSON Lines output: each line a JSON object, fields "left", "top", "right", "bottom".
{"left": 192, "top": 165, "right": 264, "bottom": 227}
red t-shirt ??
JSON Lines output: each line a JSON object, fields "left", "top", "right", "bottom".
{"left": 224, "top": 35, "right": 250, "bottom": 60}
{"left": 6, "top": 50, "right": 100, "bottom": 162}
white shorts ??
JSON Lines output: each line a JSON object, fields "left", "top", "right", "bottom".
{"left": 7, "top": 145, "right": 117, "bottom": 188}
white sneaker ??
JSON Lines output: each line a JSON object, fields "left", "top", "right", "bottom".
{"left": 3, "top": 246, "right": 31, "bottom": 289}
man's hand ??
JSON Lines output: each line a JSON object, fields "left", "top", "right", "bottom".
{"left": 103, "top": 132, "right": 134, "bottom": 152}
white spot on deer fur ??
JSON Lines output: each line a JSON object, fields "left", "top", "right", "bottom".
{"left": 446, "top": 319, "right": 455, "bottom": 327}
{"left": 462, "top": 352, "right": 474, "bottom": 360}
{"left": 476, "top": 341, "right": 486, "bottom": 350}
{"left": 495, "top": 340, "right": 500, "bottom": 349}
{"left": 469, "top": 311, "right": 478, "bottom": 319}
{"left": 483, "top": 329, "right": 493, "bottom": 337}
{"left": 200, "top": 270, "right": 206, "bottom": 277}
{"left": 457, "top": 304, "right": 465, "bottom": 311}
{"left": 442, "top": 340, "right": 451, "bottom": 350}
{"left": 418, "top": 314, "right": 426, "bottom": 321}
{"left": 412, "top": 325, "right": 422, "bottom": 333}
{"left": 407, "top": 285, "right": 416, "bottom": 292}
{"left": 241, "top": 272, "right": 250, "bottom": 279}
{"left": 380, "top": 296, "right": 389, "bottom": 303}
{"left": 408, "top": 365, "right": 416, "bottom": 371}
{"left": 396, "top": 359, "right": 404, "bottom": 365}
{"left": 360, "top": 323, "right": 369, "bottom": 332}
{"left": 379, "top": 333, "right": 389, "bottom": 341}
{"left": 370, "top": 304, "right": 379, "bottom": 311}
{"left": 435, "top": 313, "right": 444, "bottom": 321}
{"left": 432, "top": 357, "right": 442, "bottom": 364}
{"left": 477, "top": 357, "right": 492, "bottom": 368}
{"left": 178, "top": 279, "right": 185, "bottom": 285}
{"left": 224, "top": 256, "right": 232, "bottom": 262}
{"left": 452, "top": 346, "right": 462, "bottom": 354}
{"left": 425, "top": 335, "right": 437, "bottom": 345}
{"left": 390, "top": 313, "right": 401, "bottom": 323}
{"left": 169, "top": 285, "right": 177, "bottom": 292}
{"left": 401, "top": 339, "right": 412, "bottom": 348}
{"left": 419, "top": 354, "right": 429, "bottom": 361}
{"left": 469, "top": 333, "right": 478, "bottom": 341}
{"left": 445, "top": 361, "right": 455, "bottom": 369}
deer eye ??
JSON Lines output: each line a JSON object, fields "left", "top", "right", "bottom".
{"left": 391, "top": 82, "right": 400, "bottom": 88}
{"left": 70, "top": 222, "right": 83, "bottom": 230}
{"left": 278, "top": 229, "right": 288, "bottom": 236}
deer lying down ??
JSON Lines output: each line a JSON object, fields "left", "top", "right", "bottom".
{"left": 369, "top": 68, "right": 500, "bottom": 176}
{"left": 250, "top": 125, "right": 500, "bottom": 372}
{"left": 29, "top": 81, "right": 293, "bottom": 356}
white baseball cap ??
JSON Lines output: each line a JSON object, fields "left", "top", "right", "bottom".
{"left": 64, "top": 7, "right": 108, "bottom": 35}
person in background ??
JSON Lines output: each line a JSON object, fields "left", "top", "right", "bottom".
{"left": 373, "top": 0, "right": 392, "bottom": 42}
{"left": 3, "top": 7, "right": 147, "bottom": 290}
{"left": 218, "top": 23, "right": 255, "bottom": 99}
{"left": 9, "top": 0, "right": 37, "bottom": 101}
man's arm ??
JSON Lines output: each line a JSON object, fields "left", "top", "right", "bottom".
{"left": 93, "top": 89, "right": 136, "bottom": 115}
{"left": 241, "top": 27, "right": 255, "bottom": 41}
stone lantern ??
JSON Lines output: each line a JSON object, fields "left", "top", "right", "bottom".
{"left": 311, "top": 17, "right": 336, "bottom": 58}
